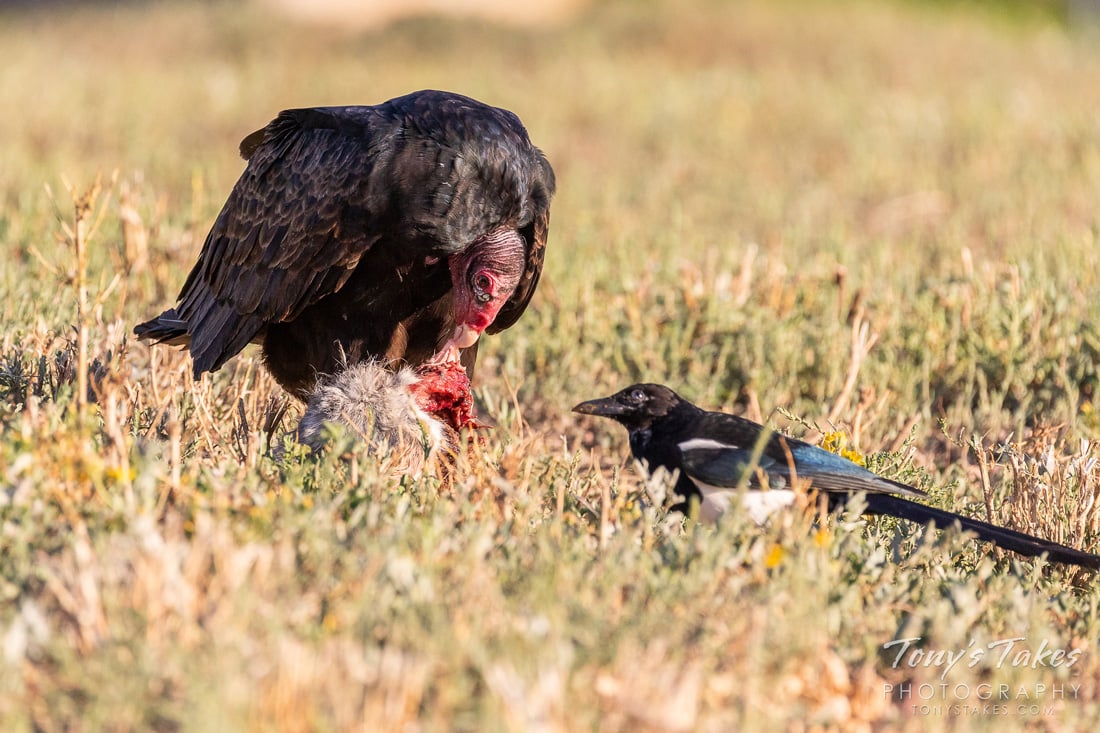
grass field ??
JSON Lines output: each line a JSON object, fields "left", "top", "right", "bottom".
{"left": 3, "top": 0, "right": 1100, "bottom": 730}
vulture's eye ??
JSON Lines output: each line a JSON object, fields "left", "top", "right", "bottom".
{"left": 472, "top": 273, "right": 493, "bottom": 303}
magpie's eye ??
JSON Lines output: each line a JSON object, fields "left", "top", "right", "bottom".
{"left": 628, "top": 388, "right": 646, "bottom": 404}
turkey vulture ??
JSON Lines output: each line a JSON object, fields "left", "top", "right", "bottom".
{"left": 136, "top": 90, "right": 555, "bottom": 405}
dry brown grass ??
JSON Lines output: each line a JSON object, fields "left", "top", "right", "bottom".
{"left": 4, "top": 0, "right": 1100, "bottom": 730}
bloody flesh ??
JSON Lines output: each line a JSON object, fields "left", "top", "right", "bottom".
{"left": 412, "top": 361, "right": 479, "bottom": 431}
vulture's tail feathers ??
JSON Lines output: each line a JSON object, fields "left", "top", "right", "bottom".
{"left": 134, "top": 311, "right": 191, "bottom": 347}
{"left": 184, "top": 301, "right": 265, "bottom": 377}
{"left": 135, "top": 305, "right": 264, "bottom": 378}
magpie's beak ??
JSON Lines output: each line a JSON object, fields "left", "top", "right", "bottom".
{"left": 572, "top": 396, "right": 625, "bottom": 417}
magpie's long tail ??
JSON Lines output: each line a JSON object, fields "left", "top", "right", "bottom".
{"left": 863, "top": 493, "right": 1100, "bottom": 571}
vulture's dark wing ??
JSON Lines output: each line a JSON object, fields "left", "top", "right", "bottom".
{"left": 170, "top": 107, "right": 387, "bottom": 373}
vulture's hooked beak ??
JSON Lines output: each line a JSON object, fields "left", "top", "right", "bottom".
{"left": 429, "top": 323, "right": 480, "bottom": 365}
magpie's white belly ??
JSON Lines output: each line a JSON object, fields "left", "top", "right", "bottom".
{"left": 694, "top": 482, "right": 797, "bottom": 525}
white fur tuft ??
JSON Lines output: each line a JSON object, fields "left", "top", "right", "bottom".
{"left": 297, "top": 361, "right": 456, "bottom": 476}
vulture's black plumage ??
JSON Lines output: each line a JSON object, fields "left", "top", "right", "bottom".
{"left": 136, "top": 90, "right": 555, "bottom": 400}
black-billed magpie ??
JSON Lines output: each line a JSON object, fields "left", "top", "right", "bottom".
{"left": 574, "top": 383, "right": 1100, "bottom": 570}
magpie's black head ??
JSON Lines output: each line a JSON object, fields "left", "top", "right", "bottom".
{"left": 572, "top": 383, "right": 686, "bottom": 431}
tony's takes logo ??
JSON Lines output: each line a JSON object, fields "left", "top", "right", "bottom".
{"left": 883, "top": 637, "right": 1083, "bottom": 680}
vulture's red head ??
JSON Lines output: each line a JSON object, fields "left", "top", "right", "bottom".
{"left": 437, "top": 227, "right": 526, "bottom": 362}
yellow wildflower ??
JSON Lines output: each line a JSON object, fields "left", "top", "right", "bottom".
{"left": 822, "top": 431, "right": 865, "bottom": 466}
{"left": 105, "top": 465, "right": 137, "bottom": 483}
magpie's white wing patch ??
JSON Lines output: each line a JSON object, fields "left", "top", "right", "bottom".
{"left": 678, "top": 437, "right": 738, "bottom": 452}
